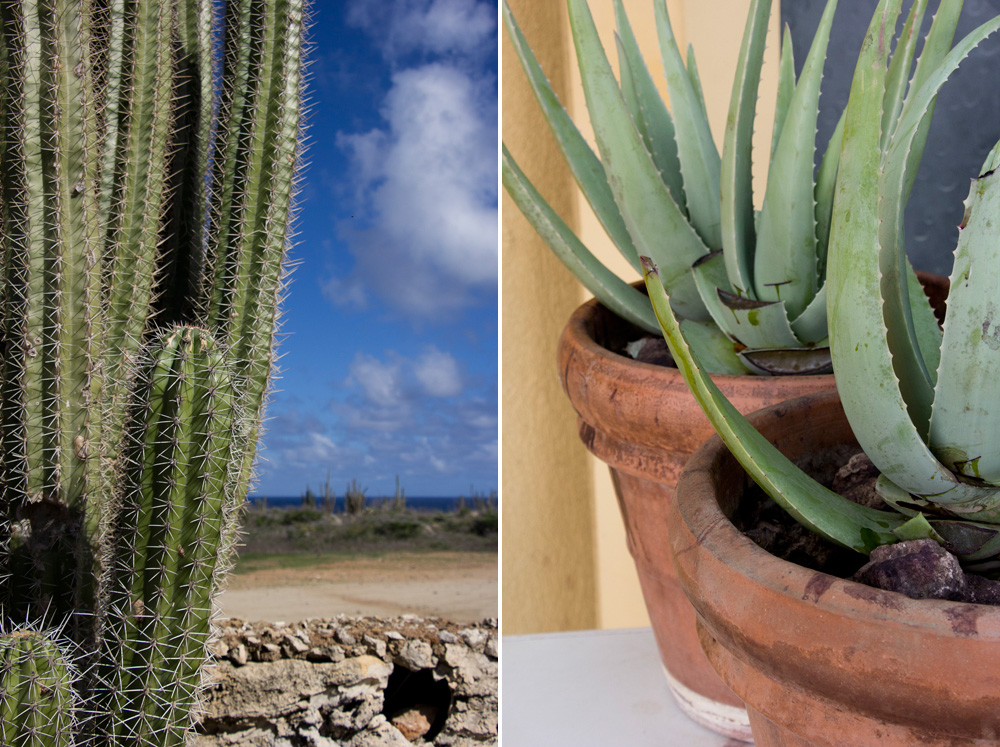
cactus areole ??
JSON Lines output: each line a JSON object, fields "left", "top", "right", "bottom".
{"left": 0, "top": 0, "right": 304, "bottom": 743}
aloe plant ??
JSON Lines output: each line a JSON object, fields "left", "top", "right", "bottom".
{"left": 641, "top": 0, "right": 1000, "bottom": 568}
{"left": 0, "top": 0, "right": 303, "bottom": 742}
{"left": 503, "top": 0, "right": 907, "bottom": 375}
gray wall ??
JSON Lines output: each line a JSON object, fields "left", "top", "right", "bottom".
{"left": 782, "top": 0, "right": 1000, "bottom": 275}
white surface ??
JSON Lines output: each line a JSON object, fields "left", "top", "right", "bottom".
{"left": 502, "top": 627, "right": 742, "bottom": 746}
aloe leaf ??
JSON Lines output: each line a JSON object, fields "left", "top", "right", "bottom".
{"left": 692, "top": 250, "right": 736, "bottom": 330}
{"left": 720, "top": 0, "right": 771, "bottom": 298}
{"left": 611, "top": 0, "right": 685, "bottom": 208}
{"left": 652, "top": 0, "right": 722, "bottom": 251}
{"left": 716, "top": 292, "right": 803, "bottom": 350}
{"left": 567, "top": 0, "right": 710, "bottom": 319}
{"left": 931, "top": 520, "right": 1000, "bottom": 562}
{"left": 754, "top": 0, "right": 837, "bottom": 318}
{"left": 789, "top": 282, "right": 828, "bottom": 345}
{"left": 892, "top": 512, "right": 943, "bottom": 542}
{"left": 814, "top": 111, "right": 845, "bottom": 278}
{"left": 502, "top": 146, "right": 659, "bottom": 334}
{"left": 929, "top": 166, "right": 1000, "bottom": 484}
{"left": 877, "top": 11, "right": 1000, "bottom": 437}
{"left": 770, "top": 25, "right": 795, "bottom": 161}
{"left": 739, "top": 347, "right": 832, "bottom": 376}
{"left": 685, "top": 44, "right": 710, "bottom": 127}
{"left": 827, "top": 0, "right": 988, "bottom": 509}
{"left": 902, "top": 0, "right": 962, "bottom": 205}
{"left": 642, "top": 257, "right": 905, "bottom": 553}
{"left": 503, "top": 1, "right": 641, "bottom": 272}
{"left": 906, "top": 258, "right": 942, "bottom": 384}
{"left": 880, "top": 0, "right": 927, "bottom": 150}
{"left": 678, "top": 319, "right": 747, "bottom": 375}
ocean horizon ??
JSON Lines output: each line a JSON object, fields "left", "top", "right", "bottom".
{"left": 244, "top": 495, "right": 494, "bottom": 513}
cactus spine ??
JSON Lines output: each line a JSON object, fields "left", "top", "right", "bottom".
{"left": 0, "top": 0, "right": 304, "bottom": 741}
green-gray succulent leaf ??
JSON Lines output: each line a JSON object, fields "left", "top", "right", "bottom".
{"left": 653, "top": 0, "right": 721, "bottom": 251}
{"left": 880, "top": 11, "right": 1000, "bottom": 439}
{"left": 716, "top": 291, "right": 803, "bottom": 350}
{"left": 789, "top": 283, "right": 828, "bottom": 346}
{"left": 642, "top": 256, "right": 905, "bottom": 553}
{"left": 828, "top": 0, "right": 996, "bottom": 509}
{"left": 907, "top": 259, "right": 942, "bottom": 386}
{"left": 612, "top": 0, "right": 685, "bottom": 209}
{"left": 815, "top": 111, "right": 845, "bottom": 279}
{"left": 929, "top": 165, "right": 1000, "bottom": 484}
{"left": 503, "top": 1, "right": 641, "bottom": 272}
{"left": 754, "top": 0, "right": 836, "bottom": 319}
{"left": 679, "top": 319, "right": 748, "bottom": 375}
{"left": 686, "top": 44, "right": 711, "bottom": 128}
{"left": 892, "top": 512, "right": 943, "bottom": 543}
{"left": 692, "top": 251, "right": 742, "bottom": 340}
{"left": 902, "top": 0, "right": 962, "bottom": 205}
{"left": 738, "top": 347, "right": 833, "bottom": 376}
{"left": 771, "top": 24, "right": 796, "bottom": 162}
{"left": 720, "top": 0, "right": 771, "bottom": 298}
{"left": 881, "top": 0, "right": 928, "bottom": 150}
{"left": 502, "top": 146, "right": 659, "bottom": 334}
{"left": 930, "top": 520, "right": 1000, "bottom": 562}
{"left": 568, "top": 0, "right": 710, "bottom": 319}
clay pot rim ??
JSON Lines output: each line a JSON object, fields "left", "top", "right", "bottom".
{"left": 673, "top": 389, "right": 1000, "bottom": 636}
{"left": 559, "top": 272, "right": 945, "bottom": 388}
{"left": 558, "top": 292, "right": 837, "bottom": 387}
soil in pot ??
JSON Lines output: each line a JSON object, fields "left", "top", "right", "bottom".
{"left": 735, "top": 447, "right": 1000, "bottom": 606}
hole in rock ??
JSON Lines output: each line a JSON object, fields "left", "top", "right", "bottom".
{"left": 382, "top": 666, "right": 452, "bottom": 741}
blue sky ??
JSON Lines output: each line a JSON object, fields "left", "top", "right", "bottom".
{"left": 251, "top": 0, "right": 499, "bottom": 499}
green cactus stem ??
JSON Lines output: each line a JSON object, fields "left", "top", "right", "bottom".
{"left": 206, "top": 0, "right": 303, "bottom": 500}
{"left": 100, "top": 326, "right": 239, "bottom": 745}
{"left": 0, "top": 0, "right": 103, "bottom": 627}
{"left": 0, "top": 628, "right": 77, "bottom": 746}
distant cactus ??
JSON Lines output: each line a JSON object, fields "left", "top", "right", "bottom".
{"left": 391, "top": 475, "right": 406, "bottom": 512}
{"left": 0, "top": 0, "right": 304, "bottom": 742}
{"left": 322, "top": 472, "right": 334, "bottom": 514}
{"left": 346, "top": 479, "right": 368, "bottom": 515}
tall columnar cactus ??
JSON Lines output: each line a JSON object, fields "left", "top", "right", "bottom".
{"left": 100, "top": 327, "right": 240, "bottom": 745}
{"left": 0, "top": 0, "right": 304, "bottom": 742}
{"left": 0, "top": 629, "right": 78, "bottom": 746}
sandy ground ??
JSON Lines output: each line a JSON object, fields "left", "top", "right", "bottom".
{"left": 217, "top": 551, "right": 498, "bottom": 624}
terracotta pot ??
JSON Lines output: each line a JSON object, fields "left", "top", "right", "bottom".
{"left": 557, "top": 295, "right": 835, "bottom": 740}
{"left": 671, "top": 390, "right": 1000, "bottom": 746}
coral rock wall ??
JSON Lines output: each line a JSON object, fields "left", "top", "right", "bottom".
{"left": 188, "top": 616, "right": 498, "bottom": 746}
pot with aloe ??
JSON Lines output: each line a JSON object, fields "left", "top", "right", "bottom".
{"left": 503, "top": 0, "right": 946, "bottom": 735}
{"left": 643, "top": 0, "right": 1000, "bottom": 743}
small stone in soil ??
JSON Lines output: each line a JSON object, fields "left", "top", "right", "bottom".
{"left": 831, "top": 452, "right": 886, "bottom": 509}
{"left": 853, "top": 539, "right": 967, "bottom": 601}
{"left": 626, "top": 336, "right": 674, "bottom": 367}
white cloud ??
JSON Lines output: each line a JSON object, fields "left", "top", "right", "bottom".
{"left": 321, "top": 273, "right": 368, "bottom": 309}
{"left": 347, "top": 0, "right": 496, "bottom": 61}
{"left": 337, "top": 62, "right": 497, "bottom": 315}
{"left": 415, "top": 348, "right": 462, "bottom": 397}
{"left": 349, "top": 354, "right": 404, "bottom": 406}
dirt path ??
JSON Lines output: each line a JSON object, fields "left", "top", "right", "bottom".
{"left": 217, "top": 551, "right": 498, "bottom": 623}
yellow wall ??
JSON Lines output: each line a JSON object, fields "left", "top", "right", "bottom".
{"left": 502, "top": 0, "right": 780, "bottom": 633}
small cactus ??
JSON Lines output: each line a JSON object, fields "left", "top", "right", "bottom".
{"left": 0, "top": 628, "right": 77, "bottom": 747}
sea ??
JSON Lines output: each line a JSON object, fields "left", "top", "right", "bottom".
{"left": 243, "top": 495, "right": 478, "bottom": 513}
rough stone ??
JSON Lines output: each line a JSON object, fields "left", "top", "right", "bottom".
{"left": 390, "top": 704, "right": 435, "bottom": 741}
{"left": 192, "top": 617, "right": 497, "bottom": 746}
{"left": 397, "top": 640, "right": 434, "bottom": 670}
{"left": 854, "top": 539, "right": 967, "bottom": 600}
